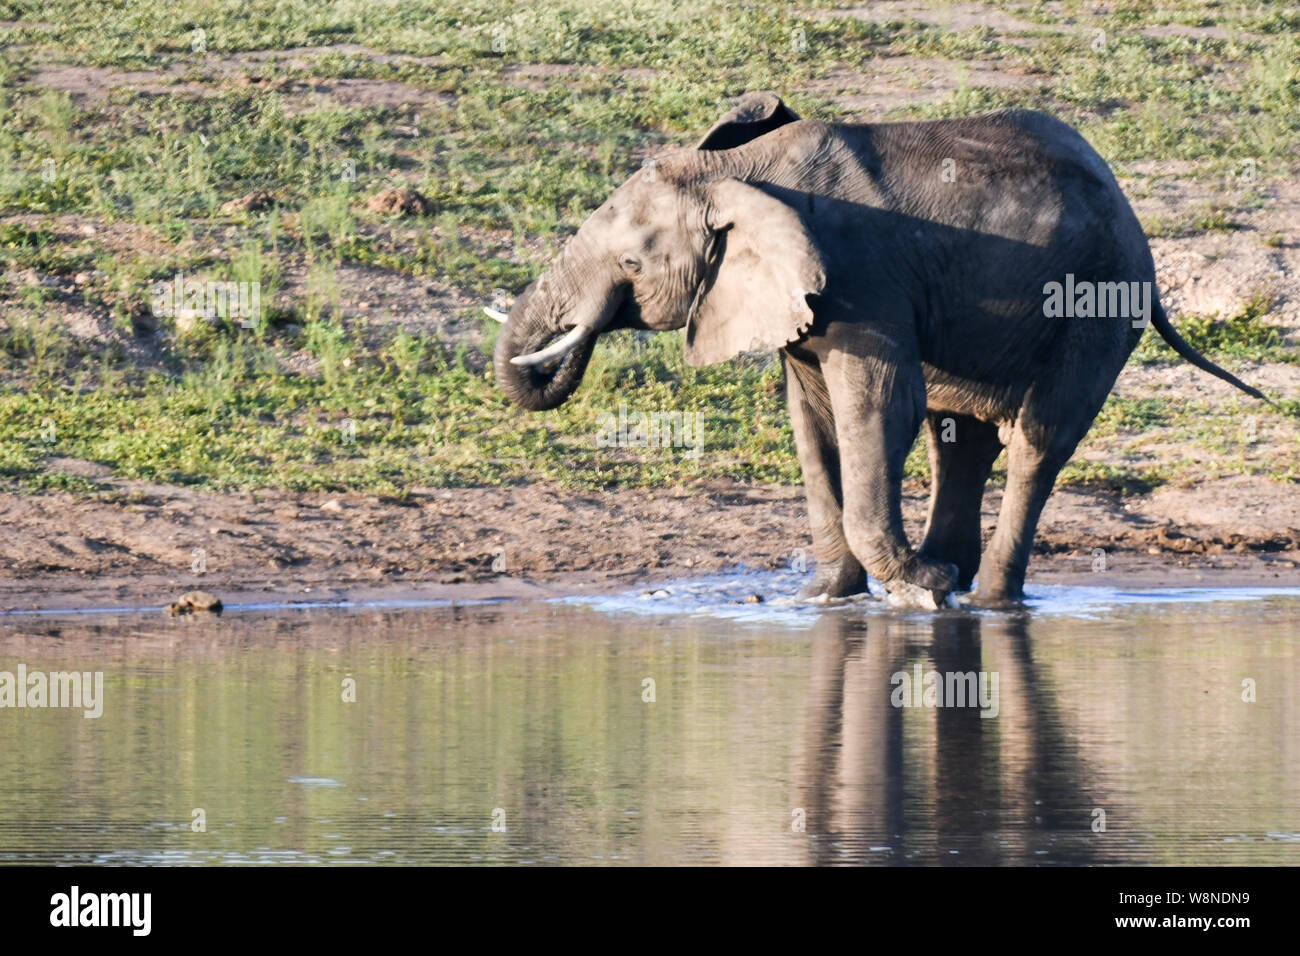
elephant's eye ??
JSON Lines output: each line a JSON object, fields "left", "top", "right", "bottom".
{"left": 618, "top": 254, "right": 641, "bottom": 275}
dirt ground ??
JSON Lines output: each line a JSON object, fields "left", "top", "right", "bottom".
{"left": 2, "top": 474, "right": 1296, "bottom": 612}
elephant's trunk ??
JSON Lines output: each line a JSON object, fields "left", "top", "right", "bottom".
{"left": 493, "top": 240, "right": 622, "bottom": 411}
{"left": 494, "top": 300, "right": 599, "bottom": 411}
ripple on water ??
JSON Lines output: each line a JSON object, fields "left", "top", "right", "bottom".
{"left": 558, "top": 569, "right": 1300, "bottom": 624}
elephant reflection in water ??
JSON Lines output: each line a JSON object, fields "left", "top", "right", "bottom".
{"left": 794, "top": 612, "right": 1114, "bottom": 865}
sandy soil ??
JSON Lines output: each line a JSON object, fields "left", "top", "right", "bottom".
{"left": 2, "top": 475, "right": 1296, "bottom": 612}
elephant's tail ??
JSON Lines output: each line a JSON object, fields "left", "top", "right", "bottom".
{"left": 1150, "top": 301, "right": 1274, "bottom": 406}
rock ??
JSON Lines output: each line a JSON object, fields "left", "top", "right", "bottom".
{"left": 234, "top": 75, "right": 290, "bottom": 90}
{"left": 883, "top": 581, "right": 948, "bottom": 611}
{"left": 741, "top": 593, "right": 763, "bottom": 603}
{"left": 366, "top": 187, "right": 433, "bottom": 217}
{"left": 129, "top": 307, "right": 159, "bottom": 337}
{"left": 165, "top": 590, "right": 223, "bottom": 616}
{"left": 219, "top": 190, "right": 276, "bottom": 214}
{"left": 320, "top": 499, "right": 343, "bottom": 513}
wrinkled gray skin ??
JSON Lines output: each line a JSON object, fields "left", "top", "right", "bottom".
{"left": 494, "top": 93, "right": 1267, "bottom": 607}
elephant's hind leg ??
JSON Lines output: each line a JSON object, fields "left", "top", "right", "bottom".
{"left": 972, "top": 427, "right": 1071, "bottom": 606}
{"left": 918, "top": 413, "right": 1003, "bottom": 591}
{"left": 785, "top": 352, "right": 868, "bottom": 599}
{"left": 973, "top": 396, "right": 1103, "bottom": 605}
{"left": 973, "top": 318, "right": 1133, "bottom": 605}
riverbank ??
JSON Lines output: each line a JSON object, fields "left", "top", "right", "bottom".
{"left": 3, "top": 475, "right": 1296, "bottom": 613}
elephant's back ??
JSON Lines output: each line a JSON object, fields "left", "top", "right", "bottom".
{"left": 845, "top": 110, "right": 1127, "bottom": 240}
{"left": 835, "top": 112, "right": 1153, "bottom": 386}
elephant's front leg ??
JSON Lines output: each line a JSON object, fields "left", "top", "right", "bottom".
{"left": 784, "top": 352, "right": 868, "bottom": 600}
{"left": 822, "top": 345, "right": 958, "bottom": 607}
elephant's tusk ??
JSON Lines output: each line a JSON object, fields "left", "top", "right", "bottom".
{"left": 510, "top": 325, "right": 592, "bottom": 367}
{"left": 482, "top": 307, "right": 508, "bottom": 322}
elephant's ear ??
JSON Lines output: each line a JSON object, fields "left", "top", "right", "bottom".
{"left": 694, "top": 92, "right": 800, "bottom": 151}
{"left": 684, "top": 179, "right": 826, "bottom": 367}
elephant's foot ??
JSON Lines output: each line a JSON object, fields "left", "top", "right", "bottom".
{"left": 917, "top": 544, "right": 979, "bottom": 593}
{"left": 966, "top": 560, "right": 1028, "bottom": 609}
{"left": 879, "top": 555, "right": 958, "bottom": 610}
{"left": 797, "top": 554, "right": 869, "bottom": 601}
{"left": 960, "top": 588, "right": 1027, "bottom": 611}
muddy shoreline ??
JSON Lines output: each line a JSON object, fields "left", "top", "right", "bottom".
{"left": 2, "top": 476, "right": 1296, "bottom": 612}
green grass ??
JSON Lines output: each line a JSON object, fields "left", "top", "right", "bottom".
{"left": 2, "top": 2, "right": 1297, "bottom": 242}
{"left": 2, "top": 314, "right": 1294, "bottom": 494}
{"left": 1134, "top": 294, "right": 1294, "bottom": 364}
{"left": 1141, "top": 203, "right": 1247, "bottom": 238}
{"left": 1088, "top": 397, "right": 1171, "bottom": 437}
{"left": 0, "top": 324, "right": 803, "bottom": 492}
{"left": 0, "top": 0, "right": 1296, "bottom": 496}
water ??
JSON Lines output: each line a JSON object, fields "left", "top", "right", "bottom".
{"left": 2, "top": 572, "right": 1298, "bottom": 865}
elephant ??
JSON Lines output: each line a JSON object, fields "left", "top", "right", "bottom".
{"left": 492, "top": 92, "right": 1268, "bottom": 608}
